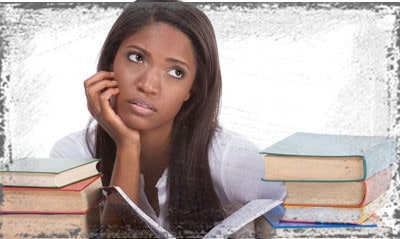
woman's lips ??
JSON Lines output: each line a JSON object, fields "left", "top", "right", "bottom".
{"left": 128, "top": 98, "right": 157, "bottom": 116}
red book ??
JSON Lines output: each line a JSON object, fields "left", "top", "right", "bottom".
{"left": 1, "top": 174, "right": 103, "bottom": 214}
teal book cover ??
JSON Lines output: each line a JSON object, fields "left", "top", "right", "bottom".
{"left": 0, "top": 158, "right": 99, "bottom": 174}
{"left": 261, "top": 132, "right": 397, "bottom": 181}
{"left": 0, "top": 158, "right": 100, "bottom": 187}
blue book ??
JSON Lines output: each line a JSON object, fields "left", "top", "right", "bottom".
{"left": 260, "top": 132, "right": 397, "bottom": 182}
{"left": 263, "top": 204, "right": 377, "bottom": 229}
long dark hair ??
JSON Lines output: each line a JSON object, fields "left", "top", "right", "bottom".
{"left": 87, "top": 1, "right": 225, "bottom": 236}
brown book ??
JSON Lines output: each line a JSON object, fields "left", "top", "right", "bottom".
{"left": 0, "top": 157, "right": 100, "bottom": 188}
{"left": 281, "top": 191, "right": 388, "bottom": 224}
{"left": 1, "top": 206, "right": 100, "bottom": 238}
{"left": 1, "top": 175, "right": 102, "bottom": 214}
{"left": 283, "top": 167, "right": 391, "bottom": 207}
{"left": 260, "top": 132, "right": 396, "bottom": 182}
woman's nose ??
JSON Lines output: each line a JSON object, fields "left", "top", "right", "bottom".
{"left": 136, "top": 68, "right": 161, "bottom": 95}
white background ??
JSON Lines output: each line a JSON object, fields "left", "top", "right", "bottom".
{"left": 0, "top": 2, "right": 399, "bottom": 236}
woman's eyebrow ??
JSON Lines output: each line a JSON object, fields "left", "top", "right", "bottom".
{"left": 166, "top": 58, "right": 191, "bottom": 71}
{"left": 125, "top": 45, "right": 150, "bottom": 57}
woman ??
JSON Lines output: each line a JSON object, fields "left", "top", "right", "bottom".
{"left": 51, "top": 1, "right": 285, "bottom": 237}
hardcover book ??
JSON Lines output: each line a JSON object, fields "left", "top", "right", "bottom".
{"left": 260, "top": 132, "right": 396, "bottom": 182}
{"left": 262, "top": 204, "right": 378, "bottom": 229}
{"left": 1, "top": 174, "right": 102, "bottom": 214}
{"left": 278, "top": 190, "right": 387, "bottom": 224}
{"left": 283, "top": 167, "right": 391, "bottom": 206}
{"left": 0, "top": 157, "right": 100, "bottom": 187}
{"left": 1, "top": 206, "right": 100, "bottom": 238}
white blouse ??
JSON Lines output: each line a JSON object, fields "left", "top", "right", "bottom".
{"left": 50, "top": 127, "right": 286, "bottom": 236}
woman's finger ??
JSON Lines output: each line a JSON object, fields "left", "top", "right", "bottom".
{"left": 84, "top": 71, "right": 114, "bottom": 89}
{"left": 85, "top": 80, "right": 118, "bottom": 114}
{"left": 85, "top": 79, "right": 118, "bottom": 96}
{"left": 98, "top": 87, "right": 120, "bottom": 122}
{"left": 96, "top": 87, "right": 130, "bottom": 142}
{"left": 84, "top": 72, "right": 117, "bottom": 118}
{"left": 84, "top": 71, "right": 115, "bottom": 112}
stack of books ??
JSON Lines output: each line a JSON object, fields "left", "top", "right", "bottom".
{"left": 259, "top": 132, "right": 397, "bottom": 229}
{"left": 0, "top": 157, "right": 103, "bottom": 238}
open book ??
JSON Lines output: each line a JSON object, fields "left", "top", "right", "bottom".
{"left": 101, "top": 186, "right": 282, "bottom": 238}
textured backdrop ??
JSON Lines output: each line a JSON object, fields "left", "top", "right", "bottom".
{"left": 0, "top": 2, "right": 399, "bottom": 238}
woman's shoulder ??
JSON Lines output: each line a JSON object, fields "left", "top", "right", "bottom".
{"left": 209, "top": 127, "right": 262, "bottom": 172}
{"left": 212, "top": 127, "right": 259, "bottom": 155}
{"left": 50, "top": 128, "right": 95, "bottom": 159}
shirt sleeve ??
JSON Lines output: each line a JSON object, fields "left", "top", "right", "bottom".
{"left": 210, "top": 129, "right": 286, "bottom": 208}
{"left": 49, "top": 129, "right": 94, "bottom": 159}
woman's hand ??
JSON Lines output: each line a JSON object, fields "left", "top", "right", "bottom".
{"left": 85, "top": 71, "right": 142, "bottom": 219}
{"left": 84, "top": 71, "right": 140, "bottom": 148}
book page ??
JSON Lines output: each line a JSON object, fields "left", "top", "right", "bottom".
{"left": 101, "top": 186, "right": 175, "bottom": 239}
{"left": 204, "top": 199, "right": 282, "bottom": 238}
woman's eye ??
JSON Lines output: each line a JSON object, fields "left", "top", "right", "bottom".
{"left": 128, "top": 53, "right": 144, "bottom": 63}
{"left": 168, "top": 69, "right": 184, "bottom": 79}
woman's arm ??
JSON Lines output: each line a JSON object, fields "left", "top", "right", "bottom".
{"left": 84, "top": 71, "right": 141, "bottom": 226}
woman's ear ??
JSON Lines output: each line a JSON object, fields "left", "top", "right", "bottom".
{"left": 184, "top": 91, "right": 191, "bottom": 101}
{"left": 185, "top": 86, "right": 196, "bottom": 102}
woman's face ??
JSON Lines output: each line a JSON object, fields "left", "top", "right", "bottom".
{"left": 112, "top": 22, "right": 197, "bottom": 134}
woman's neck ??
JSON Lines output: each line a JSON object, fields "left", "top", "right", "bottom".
{"left": 132, "top": 127, "right": 172, "bottom": 216}
{"left": 139, "top": 126, "right": 172, "bottom": 176}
